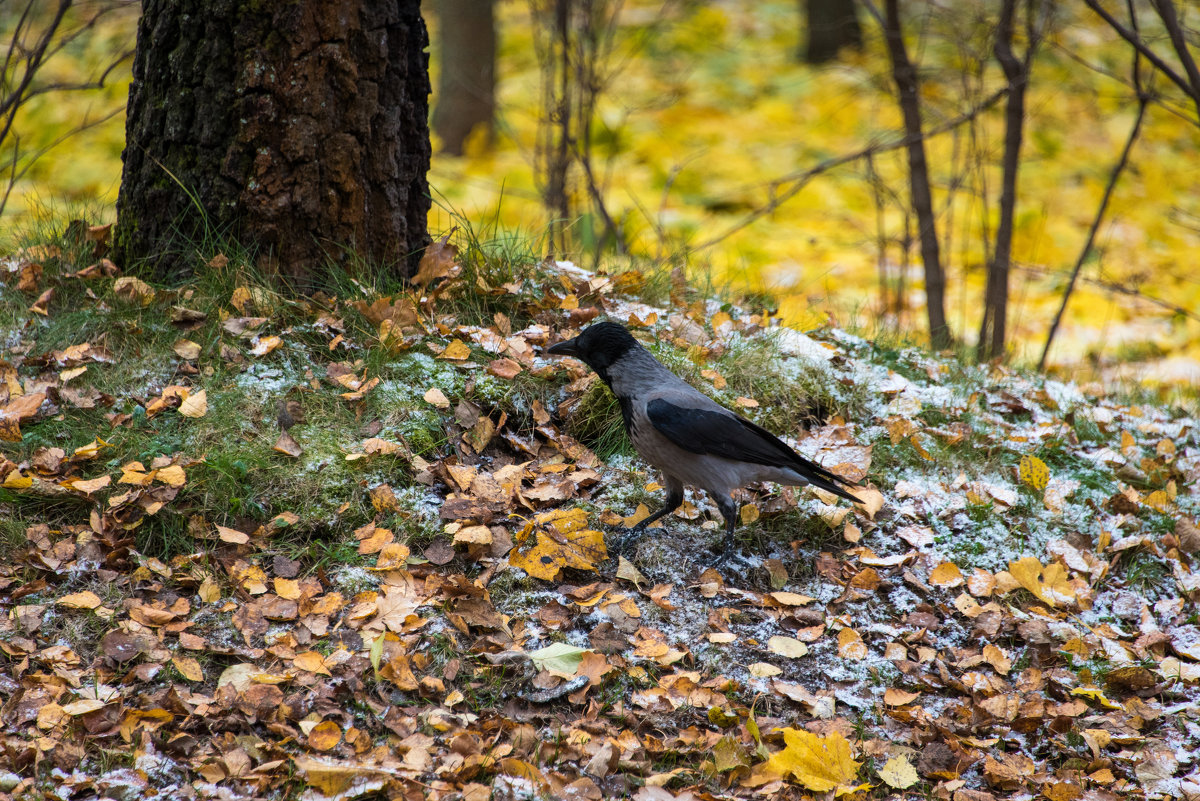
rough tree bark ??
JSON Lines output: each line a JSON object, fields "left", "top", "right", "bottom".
{"left": 802, "top": 0, "right": 862, "bottom": 64}
{"left": 880, "top": 0, "right": 951, "bottom": 349}
{"left": 114, "top": 0, "right": 432, "bottom": 286}
{"left": 432, "top": 0, "right": 496, "bottom": 156}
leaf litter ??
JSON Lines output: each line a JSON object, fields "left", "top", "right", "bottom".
{"left": 0, "top": 238, "right": 1198, "bottom": 799}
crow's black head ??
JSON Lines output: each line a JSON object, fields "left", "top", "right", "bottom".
{"left": 546, "top": 321, "right": 640, "bottom": 383}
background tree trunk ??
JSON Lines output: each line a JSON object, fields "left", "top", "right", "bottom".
{"left": 802, "top": 0, "right": 862, "bottom": 64}
{"left": 114, "top": 0, "right": 431, "bottom": 286}
{"left": 977, "top": 0, "right": 1029, "bottom": 361}
{"left": 880, "top": 0, "right": 951, "bottom": 349}
{"left": 432, "top": 0, "right": 496, "bottom": 156}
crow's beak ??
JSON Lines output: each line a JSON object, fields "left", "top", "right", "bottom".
{"left": 546, "top": 337, "right": 580, "bottom": 357}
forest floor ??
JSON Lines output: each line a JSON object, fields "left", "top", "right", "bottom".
{"left": 0, "top": 226, "right": 1198, "bottom": 800}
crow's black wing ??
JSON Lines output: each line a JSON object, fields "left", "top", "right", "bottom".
{"left": 646, "top": 398, "right": 860, "bottom": 502}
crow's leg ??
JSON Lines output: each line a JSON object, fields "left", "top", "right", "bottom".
{"left": 613, "top": 481, "right": 683, "bottom": 555}
{"left": 709, "top": 493, "right": 740, "bottom": 566}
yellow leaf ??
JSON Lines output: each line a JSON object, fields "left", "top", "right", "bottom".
{"left": 3, "top": 470, "right": 32, "bottom": 489}
{"left": 439, "top": 339, "right": 471, "bottom": 361}
{"left": 1008, "top": 556, "right": 1076, "bottom": 607}
{"left": 837, "top": 627, "right": 867, "bottom": 660}
{"left": 748, "top": 662, "right": 782, "bottom": 677}
{"left": 423, "top": 387, "right": 450, "bottom": 409}
{"left": 308, "top": 720, "right": 343, "bottom": 751}
{"left": 879, "top": 755, "right": 919, "bottom": 789}
{"left": 72, "top": 438, "right": 110, "bottom": 460}
{"left": 929, "top": 561, "right": 964, "bottom": 588}
{"left": 173, "top": 339, "right": 201, "bottom": 360}
{"left": 508, "top": 508, "right": 607, "bottom": 581}
{"left": 178, "top": 389, "right": 207, "bottom": 418}
{"left": 216, "top": 525, "right": 249, "bottom": 544}
{"left": 172, "top": 655, "right": 204, "bottom": 682}
{"left": 294, "top": 651, "right": 333, "bottom": 676}
{"left": 763, "top": 728, "right": 861, "bottom": 792}
{"left": 1071, "top": 686, "right": 1122, "bottom": 709}
{"left": 62, "top": 475, "right": 111, "bottom": 494}
{"left": 1018, "top": 454, "right": 1050, "bottom": 492}
{"left": 154, "top": 465, "right": 187, "bottom": 487}
{"left": 768, "top": 636, "right": 808, "bottom": 659}
{"left": 58, "top": 591, "right": 102, "bottom": 610}
{"left": 249, "top": 334, "right": 282, "bottom": 357}
{"left": 275, "top": 578, "right": 301, "bottom": 600}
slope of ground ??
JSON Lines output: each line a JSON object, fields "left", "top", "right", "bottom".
{"left": 0, "top": 228, "right": 1198, "bottom": 799}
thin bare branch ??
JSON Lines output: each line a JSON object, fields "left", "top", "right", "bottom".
{"left": 694, "top": 87, "right": 1007, "bottom": 250}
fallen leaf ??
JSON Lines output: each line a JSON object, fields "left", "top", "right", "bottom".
{"left": 424, "top": 387, "right": 450, "bottom": 408}
{"left": 58, "top": 591, "right": 102, "bottom": 610}
{"left": 173, "top": 339, "right": 201, "bottom": 360}
{"left": 308, "top": 720, "right": 343, "bottom": 751}
{"left": 1018, "top": 454, "right": 1050, "bottom": 492}
{"left": 762, "top": 728, "right": 861, "bottom": 792}
{"left": 1009, "top": 556, "right": 1076, "bottom": 607}
{"left": 178, "top": 389, "right": 207, "bottom": 418}
{"left": 528, "top": 642, "right": 588, "bottom": 674}
{"left": 768, "top": 636, "right": 809, "bottom": 659}
{"left": 879, "top": 755, "right": 919, "bottom": 789}
{"left": 274, "top": 430, "right": 303, "bottom": 457}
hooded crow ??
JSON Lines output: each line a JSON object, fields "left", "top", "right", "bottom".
{"left": 547, "top": 321, "right": 861, "bottom": 562}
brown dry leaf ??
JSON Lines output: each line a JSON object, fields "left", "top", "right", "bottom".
{"left": 982, "top": 644, "right": 1012, "bottom": 675}
{"left": 617, "top": 556, "right": 648, "bottom": 586}
{"left": 453, "top": 525, "right": 493, "bottom": 545}
{"left": 113, "top": 276, "right": 156, "bottom": 305}
{"left": 1008, "top": 556, "right": 1076, "bottom": 607}
{"left": 853, "top": 486, "right": 885, "bottom": 520}
{"left": 61, "top": 475, "right": 111, "bottom": 494}
{"left": 883, "top": 687, "right": 919, "bottom": 706}
{"left": 487, "top": 357, "right": 523, "bottom": 380}
{"left": 274, "top": 430, "right": 303, "bottom": 457}
{"left": 770, "top": 591, "right": 815, "bottom": 607}
{"left": 412, "top": 232, "right": 460, "bottom": 287}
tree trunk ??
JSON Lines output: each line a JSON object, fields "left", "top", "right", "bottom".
{"left": 881, "top": 0, "right": 951, "bottom": 349}
{"left": 114, "top": 0, "right": 432, "bottom": 286}
{"left": 978, "top": 0, "right": 1028, "bottom": 361}
{"left": 432, "top": 0, "right": 496, "bottom": 156}
{"left": 802, "top": 0, "right": 862, "bottom": 64}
